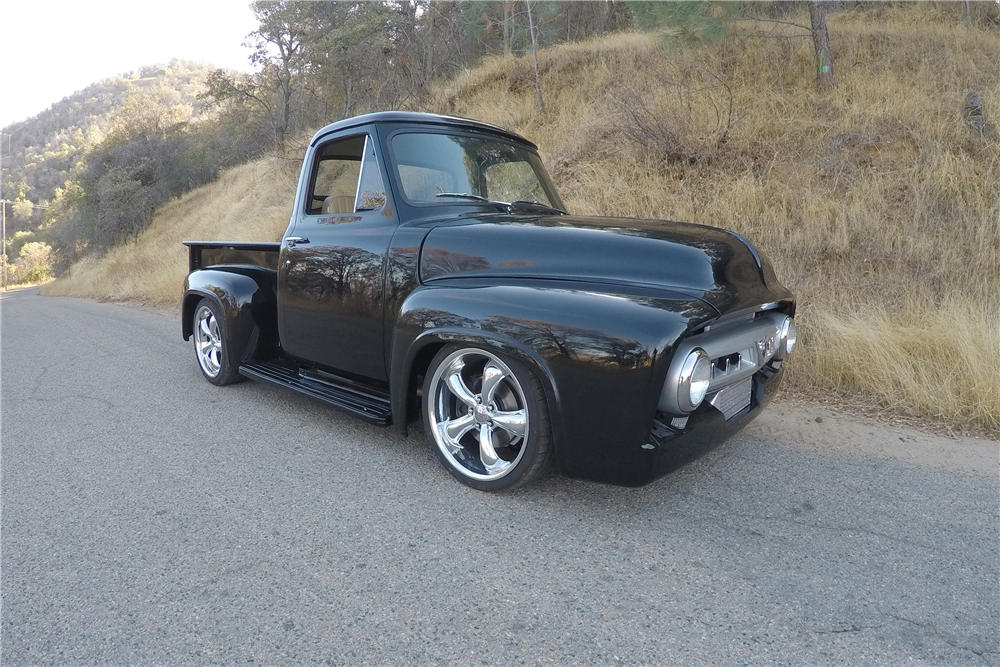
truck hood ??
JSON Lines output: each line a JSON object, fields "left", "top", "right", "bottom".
{"left": 418, "top": 214, "right": 792, "bottom": 315}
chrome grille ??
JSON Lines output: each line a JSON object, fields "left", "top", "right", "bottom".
{"left": 712, "top": 349, "right": 755, "bottom": 381}
{"left": 658, "top": 310, "right": 790, "bottom": 416}
{"left": 708, "top": 376, "right": 753, "bottom": 420}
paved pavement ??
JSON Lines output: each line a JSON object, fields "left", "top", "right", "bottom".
{"left": 2, "top": 288, "right": 997, "bottom": 665}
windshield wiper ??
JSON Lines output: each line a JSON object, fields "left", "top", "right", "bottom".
{"left": 435, "top": 192, "right": 490, "bottom": 202}
{"left": 510, "top": 200, "right": 566, "bottom": 215}
{"left": 435, "top": 192, "right": 506, "bottom": 204}
{"left": 434, "top": 193, "right": 565, "bottom": 215}
{"left": 434, "top": 192, "right": 511, "bottom": 211}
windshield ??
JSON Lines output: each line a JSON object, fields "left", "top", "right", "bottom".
{"left": 390, "top": 131, "right": 564, "bottom": 210}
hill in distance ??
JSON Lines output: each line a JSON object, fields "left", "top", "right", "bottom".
{"left": 1, "top": 59, "right": 218, "bottom": 223}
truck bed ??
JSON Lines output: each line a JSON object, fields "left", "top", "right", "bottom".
{"left": 183, "top": 241, "right": 281, "bottom": 273}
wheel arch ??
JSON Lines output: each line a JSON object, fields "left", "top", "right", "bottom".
{"left": 182, "top": 267, "right": 278, "bottom": 362}
{"left": 391, "top": 327, "right": 563, "bottom": 441}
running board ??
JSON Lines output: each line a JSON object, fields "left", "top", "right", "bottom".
{"left": 239, "top": 360, "right": 392, "bottom": 425}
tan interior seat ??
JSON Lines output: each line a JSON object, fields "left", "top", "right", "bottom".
{"left": 322, "top": 195, "right": 355, "bottom": 214}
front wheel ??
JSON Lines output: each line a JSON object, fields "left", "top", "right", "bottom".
{"left": 192, "top": 299, "right": 242, "bottom": 386}
{"left": 423, "top": 346, "right": 552, "bottom": 491}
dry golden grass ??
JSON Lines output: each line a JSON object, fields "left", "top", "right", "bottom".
{"left": 48, "top": 5, "right": 999, "bottom": 430}
{"left": 798, "top": 303, "right": 1000, "bottom": 428}
{"left": 43, "top": 158, "right": 297, "bottom": 304}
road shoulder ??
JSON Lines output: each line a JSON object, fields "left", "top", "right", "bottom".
{"left": 753, "top": 398, "right": 998, "bottom": 478}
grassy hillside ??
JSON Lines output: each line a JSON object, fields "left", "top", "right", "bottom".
{"left": 44, "top": 159, "right": 297, "bottom": 303}
{"left": 44, "top": 6, "right": 999, "bottom": 431}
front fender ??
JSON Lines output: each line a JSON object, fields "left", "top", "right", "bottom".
{"left": 390, "top": 281, "right": 717, "bottom": 484}
{"left": 182, "top": 267, "right": 278, "bottom": 362}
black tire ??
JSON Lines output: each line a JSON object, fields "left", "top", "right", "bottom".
{"left": 422, "top": 345, "right": 552, "bottom": 491}
{"left": 192, "top": 298, "right": 243, "bottom": 386}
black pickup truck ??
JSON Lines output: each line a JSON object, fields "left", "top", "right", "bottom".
{"left": 182, "top": 111, "right": 796, "bottom": 491}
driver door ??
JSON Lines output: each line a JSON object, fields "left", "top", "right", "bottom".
{"left": 278, "top": 130, "right": 396, "bottom": 382}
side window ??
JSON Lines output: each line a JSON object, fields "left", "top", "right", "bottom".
{"left": 307, "top": 134, "right": 385, "bottom": 215}
{"left": 355, "top": 137, "right": 387, "bottom": 211}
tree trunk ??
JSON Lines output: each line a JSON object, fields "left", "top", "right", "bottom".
{"left": 423, "top": 1, "right": 435, "bottom": 87}
{"left": 341, "top": 78, "right": 353, "bottom": 119}
{"left": 503, "top": 1, "right": 514, "bottom": 56}
{"left": 964, "top": 0, "right": 972, "bottom": 28}
{"left": 526, "top": 0, "right": 545, "bottom": 114}
{"left": 605, "top": 0, "right": 620, "bottom": 33}
{"left": 808, "top": 2, "right": 835, "bottom": 92}
{"left": 277, "top": 73, "right": 292, "bottom": 149}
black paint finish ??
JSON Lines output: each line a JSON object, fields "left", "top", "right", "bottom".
{"left": 182, "top": 111, "right": 796, "bottom": 487}
{"left": 417, "top": 214, "right": 789, "bottom": 313}
{"left": 182, "top": 265, "right": 279, "bottom": 363}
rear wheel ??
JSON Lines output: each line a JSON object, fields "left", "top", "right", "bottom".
{"left": 423, "top": 345, "right": 552, "bottom": 491}
{"left": 192, "top": 299, "right": 242, "bottom": 386}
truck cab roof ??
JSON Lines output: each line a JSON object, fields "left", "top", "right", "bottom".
{"left": 308, "top": 111, "right": 535, "bottom": 149}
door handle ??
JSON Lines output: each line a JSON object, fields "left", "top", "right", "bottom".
{"left": 286, "top": 237, "right": 310, "bottom": 248}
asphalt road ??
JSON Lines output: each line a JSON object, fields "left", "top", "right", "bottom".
{"left": 2, "top": 288, "right": 997, "bottom": 666}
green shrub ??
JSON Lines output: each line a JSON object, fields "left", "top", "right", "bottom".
{"left": 13, "top": 242, "right": 54, "bottom": 284}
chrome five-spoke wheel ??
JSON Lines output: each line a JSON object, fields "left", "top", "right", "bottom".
{"left": 194, "top": 304, "right": 223, "bottom": 378}
{"left": 423, "top": 346, "right": 552, "bottom": 491}
{"left": 191, "top": 299, "right": 241, "bottom": 386}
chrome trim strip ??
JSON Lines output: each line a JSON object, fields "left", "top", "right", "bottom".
{"left": 659, "top": 311, "right": 790, "bottom": 415}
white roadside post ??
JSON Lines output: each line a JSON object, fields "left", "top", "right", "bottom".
{"left": 0, "top": 198, "right": 9, "bottom": 291}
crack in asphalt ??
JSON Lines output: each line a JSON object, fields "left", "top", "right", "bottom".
{"left": 29, "top": 392, "right": 117, "bottom": 412}
{"left": 139, "top": 558, "right": 268, "bottom": 606}
{"left": 887, "top": 613, "right": 998, "bottom": 661}
{"left": 676, "top": 498, "right": 992, "bottom": 568}
{"left": 811, "top": 623, "right": 885, "bottom": 634}
{"left": 22, "top": 356, "right": 118, "bottom": 413}
{"left": 671, "top": 475, "right": 995, "bottom": 568}
{"left": 25, "top": 360, "right": 55, "bottom": 404}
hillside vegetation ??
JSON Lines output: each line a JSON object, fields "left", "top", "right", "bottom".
{"left": 0, "top": 59, "right": 269, "bottom": 285}
{"left": 45, "top": 158, "right": 297, "bottom": 302}
{"left": 2, "top": 60, "right": 215, "bottom": 211}
{"left": 45, "top": 5, "right": 999, "bottom": 431}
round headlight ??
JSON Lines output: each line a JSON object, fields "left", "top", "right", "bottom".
{"left": 779, "top": 317, "right": 796, "bottom": 357}
{"left": 678, "top": 348, "right": 712, "bottom": 412}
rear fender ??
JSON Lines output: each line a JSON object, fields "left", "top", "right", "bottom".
{"left": 182, "top": 267, "right": 279, "bottom": 362}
